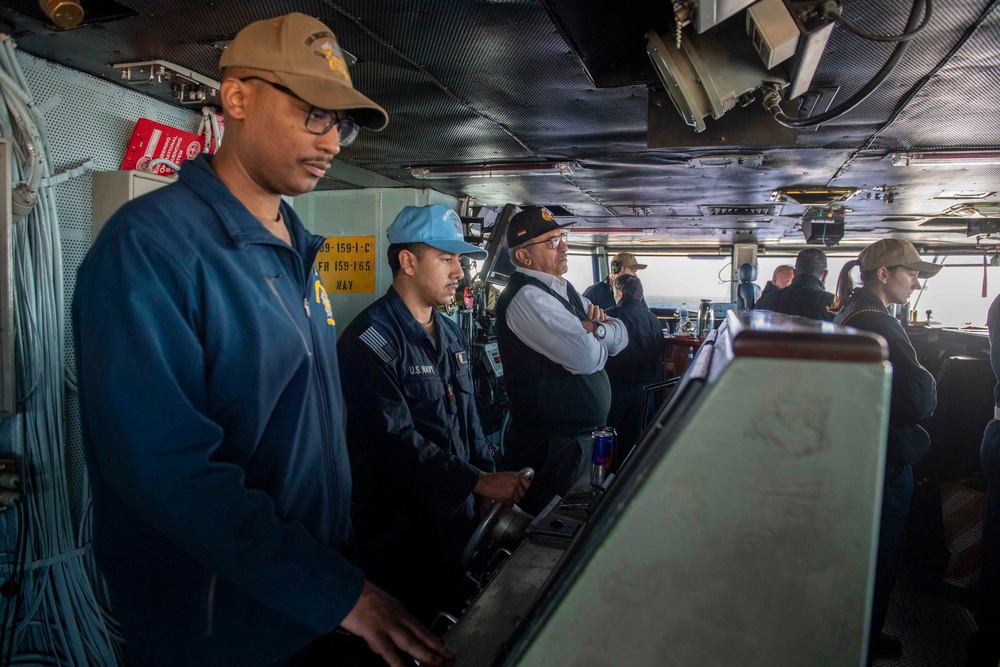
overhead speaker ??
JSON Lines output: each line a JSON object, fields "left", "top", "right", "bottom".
{"left": 801, "top": 206, "right": 845, "bottom": 246}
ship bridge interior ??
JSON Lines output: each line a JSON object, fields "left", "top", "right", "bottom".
{"left": 1, "top": 2, "right": 999, "bottom": 667}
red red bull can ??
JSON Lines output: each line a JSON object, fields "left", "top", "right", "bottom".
{"left": 591, "top": 428, "right": 615, "bottom": 487}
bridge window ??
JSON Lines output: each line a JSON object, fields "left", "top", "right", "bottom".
{"left": 915, "top": 259, "right": 996, "bottom": 327}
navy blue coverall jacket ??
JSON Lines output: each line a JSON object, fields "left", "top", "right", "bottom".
{"left": 583, "top": 279, "right": 648, "bottom": 311}
{"left": 833, "top": 285, "right": 936, "bottom": 643}
{"left": 337, "top": 287, "right": 495, "bottom": 620}
{"left": 73, "top": 155, "right": 363, "bottom": 666}
{"left": 976, "top": 295, "right": 1000, "bottom": 642}
{"left": 754, "top": 273, "right": 836, "bottom": 322}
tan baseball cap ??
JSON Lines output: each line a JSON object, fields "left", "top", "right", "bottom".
{"left": 614, "top": 252, "right": 647, "bottom": 271}
{"left": 220, "top": 13, "right": 388, "bottom": 130}
{"left": 859, "top": 239, "right": 942, "bottom": 278}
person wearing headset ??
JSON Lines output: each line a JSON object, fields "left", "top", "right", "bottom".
{"left": 583, "top": 252, "right": 648, "bottom": 311}
{"left": 604, "top": 273, "right": 664, "bottom": 466}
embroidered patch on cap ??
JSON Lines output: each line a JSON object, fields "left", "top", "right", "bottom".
{"left": 444, "top": 210, "right": 462, "bottom": 234}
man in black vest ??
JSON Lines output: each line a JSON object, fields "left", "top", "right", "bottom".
{"left": 605, "top": 274, "right": 664, "bottom": 467}
{"left": 496, "top": 207, "right": 628, "bottom": 514}
{"left": 755, "top": 248, "right": 835, "bottom": 321}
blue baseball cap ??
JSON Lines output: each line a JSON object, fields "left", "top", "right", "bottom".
{"left": 387, "top": 204, "right": 488, "bottom": 260}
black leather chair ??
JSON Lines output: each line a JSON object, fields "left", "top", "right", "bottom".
{"left": 736, "top": 263, "right": 761, "bottom": 311}
{"left": 906, "top": 355, "right": 995, "bottom": 580}
{"left": 920, "top": 355, "right": 995, "bottom": 480}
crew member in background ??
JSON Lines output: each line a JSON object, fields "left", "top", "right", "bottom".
{"left": 73, "top": 14, "right": 451, "bottom": 667}
{"left": 760, "top": 264, "right": 795, "bottom": 298}
{"left": 583, "top": 251, "right": 648, "bottom": 310}
{"left": 338, "top": 204, "right": 530, "bottom": 623}
{"left": 605, "top": 274, "right": 664, "bottom": 467}
{"left": 832, "top": 239, "right": 940, "bottom": 662}
{"left": 496, "top": 207, "right": 628, "bottom": 514}
{"left": 968, "top": 293, "right": 1000, "bottom": 666}
{"left": 754, "top": 248, "right": 835, "bottom": 321}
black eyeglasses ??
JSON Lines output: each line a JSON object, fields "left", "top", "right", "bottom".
{"left": 238, "top": 76, "right": 361, "bottom": 146}
{"left": 521, "top": 232, "right": 569, "bottom": 250}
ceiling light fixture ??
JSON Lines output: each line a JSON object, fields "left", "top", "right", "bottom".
{"left": 406, "top": 161, "right": 579, "bottom": 179}
{"left": 936, "top": 190, "right": 995, "bottom": 200}
{"left": 771, "top": 187, "right": 857, "bottom": 206}
{"left": 943, "top": 202, "right": 1000, "bottom": 217}
{"left": 890, "top": 151, "right": 1000, "bottom": 167}
{"left": 40, "top": 0, "right": 84, "bottom": 29}
{"left": 688, "top": 153, "right": 764, "bottom": 168}
{"left": 567, "top": 228, "right": 655, "bottom": 236}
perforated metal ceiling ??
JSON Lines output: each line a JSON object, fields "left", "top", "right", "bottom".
{"left": 2, "top": 0, "right": 998, "bottom": 252}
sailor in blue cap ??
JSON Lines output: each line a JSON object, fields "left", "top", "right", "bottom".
{"left": 337, "top": 204, "right": 531, "bottom": 622}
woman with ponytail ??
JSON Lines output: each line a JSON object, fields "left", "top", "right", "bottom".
{"left": 832, "top": 239, "right": 941, "bottom": 661}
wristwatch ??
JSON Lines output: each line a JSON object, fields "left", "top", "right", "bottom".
{"left": 594, "top": 322, "right": 606, "bottom": 340}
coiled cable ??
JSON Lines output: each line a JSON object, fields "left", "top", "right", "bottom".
{"left": 764, "top": 0, "right": 927, "bottom": 128}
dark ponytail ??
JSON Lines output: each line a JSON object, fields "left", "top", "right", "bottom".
{"left": 831, "top": 259, "right": 861, "bottom": 313}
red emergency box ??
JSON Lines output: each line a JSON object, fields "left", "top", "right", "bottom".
{"left": 120, "top": 118, "right": 218, "bottom": 176}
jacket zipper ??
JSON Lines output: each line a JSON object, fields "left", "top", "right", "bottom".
{"left": 302, "top": 267, "right": 336, "bottom": 509}
{"left": 265, "top": 275, "right": 312, "bottom": 356}
{"left": 259, "top": 228, "right": 336, "bottom": 518}
{"left": 204, "top": 572, "right": 216, "bottom": 637}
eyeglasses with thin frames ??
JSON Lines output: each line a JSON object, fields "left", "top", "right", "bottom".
{"left": 238, "top": 76, "right": 361, "bottom": 146}
{"left": 521, "top": 232, "right": 569, "bottom": 250}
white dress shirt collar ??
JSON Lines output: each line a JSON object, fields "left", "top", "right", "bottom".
{"left": 515, "top": 266, "right": 568, "bottom": 296}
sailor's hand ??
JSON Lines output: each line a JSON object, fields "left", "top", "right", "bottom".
{"left": 476, "top": 493, "right": 495, "bottom": 518}
{"left": 474, "top": 471, "right": 531, "bottom": 507}
{"left": 587, "top": 304, "right": 609, "bottom": 323}
{"left": 340, "top": 581, "right": 455, "bottom": 667}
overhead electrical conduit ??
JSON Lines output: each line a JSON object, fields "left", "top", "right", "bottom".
{"left": 0, "top": 33, "right": 123, "bottom": 666}
{"left": 763, "top": 0, "right": 929, "bottom": 128}
{"left": 0, "top": 67, "right": 44, "bottom": 220}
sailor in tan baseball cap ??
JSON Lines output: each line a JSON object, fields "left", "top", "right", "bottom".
{"left": 211, "top": 12, "right": 393, "bottom": 230}
{"left": 583, "top": 251, "right": 648, "bottom": 310}
{"left": 612, "top": 252, "right": 648, "bottom": 273}
{"left": 832, "top": 238, "right": 942, "bottom": 313}
{"left": 858, "top": 238, "right": 942, "bottom": 278}
{"left": 219, "top": 12, "right": 387, "bottom": 131}
{"left": 830, "top": 237, "right": 940, "bottom": 660}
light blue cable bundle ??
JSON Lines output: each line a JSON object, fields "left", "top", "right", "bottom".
{"left": 0, "top": 36, "right": 122, "bottom": 665}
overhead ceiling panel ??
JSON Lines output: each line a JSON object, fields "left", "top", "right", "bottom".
{"left": 538, "top": 0, "right": 669, "bottom": 87}
{"left": 806, "top": 0, "right": 1000, "bottom": 149}
{"left": 0, "top": 0, "right": 998, "bottom": 251}
{"left": 871, "top": 11, "right": 1000, "bottom": 148}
